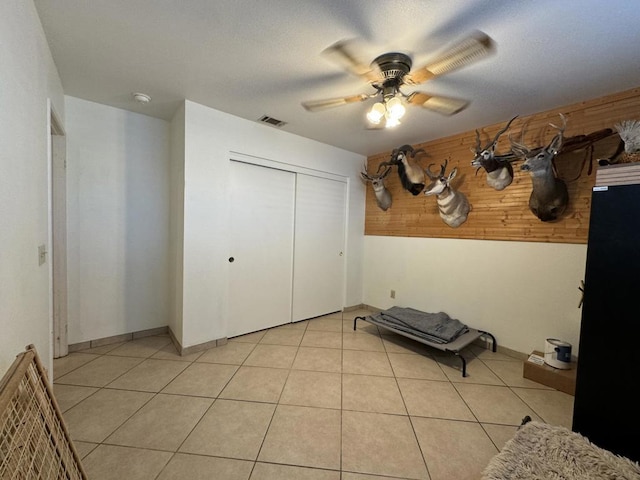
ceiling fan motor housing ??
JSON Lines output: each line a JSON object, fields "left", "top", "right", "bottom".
{"left": 372, "top": 52, "right": 412, "bottom": 87}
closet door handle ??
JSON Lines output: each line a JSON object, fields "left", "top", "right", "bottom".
{"left": 229, "top": 257, "right": 235, "bottom": 263}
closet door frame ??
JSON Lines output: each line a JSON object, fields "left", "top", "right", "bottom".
{"left": 292, "top": 174, "right": 347, "bottom": 321}
{"left": 227, "top": 160, "right": 296, "bottom": 337}
{"left": 228, "top": 152, "right": 349, "bottom": 327}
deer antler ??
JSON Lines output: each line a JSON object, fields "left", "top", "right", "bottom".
{"left": 509, "top": 132, "right": 530, "bottom": 158}
{"left": 361, "top": 162, "right": 373, "bottom": 181}
{"left": 548, "top": 113, "right": 567, "bottom": 154}
{"left": 548, "top": 113, "right": 567, "bottom": 133}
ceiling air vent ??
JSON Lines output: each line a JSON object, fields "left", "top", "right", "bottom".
{"left": 258, "top": 115, "right": 287, "bottom": 128}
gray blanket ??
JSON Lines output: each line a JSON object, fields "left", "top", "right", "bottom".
{"left": 371, "top": 306, "right": 468, "bottom": 344}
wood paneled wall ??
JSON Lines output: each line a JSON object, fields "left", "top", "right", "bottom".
{"left": 365, "top": 87, "right": 640, "bottom": 244}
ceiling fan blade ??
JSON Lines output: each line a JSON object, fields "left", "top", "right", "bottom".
{"left": 407, "top": 92, "right": 469, "bottom": 116}
{"left": 321, "top": 39, "right": 381, "bottom": 82}
{"left": 302, "top": 93, "right": 370, "bottom": 111}
{"left": 404, "top": 31, "right": 495, "bottom": 85}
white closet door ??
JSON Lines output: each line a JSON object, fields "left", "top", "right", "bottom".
{"left": 292, "top": 174, "right": 346, "bottom": 321}
{"left": 228, "top": 161, "right": 295, "bottom": 337}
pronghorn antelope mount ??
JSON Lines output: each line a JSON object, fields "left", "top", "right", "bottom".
{"left": 471, "top": 115, "right": 519, "bottom": 191}
{"left": 511, "top": 113, "right": 569, "bottom": 222}
{"left": 424, "top": 159, "right": 470, "bottom": 228}
{"left": 361, "top": 163, "right": 392, "bottom": 211}
{"left": 377, "top": 144, "right": 427, "bottom": 196}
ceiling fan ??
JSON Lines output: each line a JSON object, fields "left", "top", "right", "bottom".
{"left": 302, "top": 31, "right": 495, "bottom": 129}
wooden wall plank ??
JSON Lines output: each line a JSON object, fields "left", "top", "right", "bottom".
{"left": 364, "top": 86, "right": 640, "bottom": 244}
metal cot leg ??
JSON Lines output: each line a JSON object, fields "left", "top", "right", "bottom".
{"left": 479, "top": 330, "right": 497, "bottom": 352}
{"left": 455, "top": 352, "right": 468, "bottom": 377}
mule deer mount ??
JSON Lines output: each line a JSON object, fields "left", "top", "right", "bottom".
{"left": 511, "top": 113, "right": 569, "bottom": 222}
{"left": 424, "top": 159, "right": 470, "bottom": 228}
{"left": 361, "top": 163, "right": 392, "bottom": 211}
{"left": 377, "top": 144, "right": 426, "bottom": 195}
{"left": 471, "top": 115, "right": 519, "bottom": 191}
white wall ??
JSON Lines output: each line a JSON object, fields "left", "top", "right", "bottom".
{"left": 178, "top": 100, "right": 366, "bottom": 348}
{"left": 363, "top": 236, "right": 587, "bottom": 356}
{"left": 65, "top": 96, "right": 171, "bottom": 344}
{"left": 0, "top": 2, "right": 65, "bottom": 376}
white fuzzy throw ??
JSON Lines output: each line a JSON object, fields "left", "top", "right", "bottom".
{"left": 615, "top": 119, "right": 640, "bottom": 154}
{"left": 482, "top": 421, "right": 640, "bottom": 480}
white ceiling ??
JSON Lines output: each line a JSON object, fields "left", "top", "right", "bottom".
{"left": 35, "top": 0, "right": 640, "bottom": 156}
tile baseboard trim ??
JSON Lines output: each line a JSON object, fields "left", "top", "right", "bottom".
{"left": 343, "top": 304, "right": 366, "bottom": 312}
{"left": 68, "top": 326, "right": 169, "bottom": 352}
{"left": 167, "top": 327, "right": 228, "bottom": 356}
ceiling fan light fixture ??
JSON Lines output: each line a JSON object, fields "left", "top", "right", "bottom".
{"left": 385, "top": 116, "right": 401, "bottom": 128}
{"left": 304, "top": 31, "right": 493, "bottom": 128}
{"left": 366, "top": 102, "right": 386, "bottom": 124}
{"left": 385, "top": 96, "right": 406, "bottom": 120}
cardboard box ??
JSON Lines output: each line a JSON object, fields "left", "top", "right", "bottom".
{"left": 523, "top": 350, "right": 576, "bottom": 396}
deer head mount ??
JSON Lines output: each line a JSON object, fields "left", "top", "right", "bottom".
{"left": 424, "top": 159, "right": 470, "bottom": 228}
{"left": 378, "top": 144, "right": 426, "bottom": 195}
{"left": 361, "top": 163, "right": 392, "bottom": 211}
{"left": 471, "top": 115, "right": 519, "bottom": 191}
{"left": 511, "top": 113, "right": 569, "bottom": 222}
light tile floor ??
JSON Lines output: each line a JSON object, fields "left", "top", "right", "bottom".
{"left": 53, "top": 309, "right": 574, "bottom": 480}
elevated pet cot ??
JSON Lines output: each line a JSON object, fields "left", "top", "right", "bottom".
{"left": 354, "top": 306, "right": 496, "bottom": 377}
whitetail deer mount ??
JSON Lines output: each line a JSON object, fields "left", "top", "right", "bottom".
{"left": 471, "top": 115, "right": 519, "bottom": 191}
{"left": 361, "top": 163, "right": 392, "bottom": 211}
{"left": 377, "top": 144, "right": 426, "bottom": 195}
{"left": 511, "top": 113, "right": 569, "bottom": 222}
{"left": 424, "top": 159, "right": 470, "bottom": 228}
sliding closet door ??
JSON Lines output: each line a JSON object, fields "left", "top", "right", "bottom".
{"left": 292, "top": 174, "right": 346, "bottom": 321}
{"left": 228, "top": 161, "right": 295, "bottom": 337}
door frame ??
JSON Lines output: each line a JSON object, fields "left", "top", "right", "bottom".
{"left": 227, "top": 151, "right": 349, "bottom": 327}
{"left": 229, "top": 151, "right": 346, "bottom": 183}
{"left": 227, "top": 160, "right": 297, "bottom": 337}
{"left": 48, "top": 100, "right": 68, "bottom": 358}
{"left": 291, "top": 174, "right": 347, "bottom": 321}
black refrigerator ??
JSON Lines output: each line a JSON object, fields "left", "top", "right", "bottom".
{"left": 572, "top": 179, "right": 640, "bottom": 462}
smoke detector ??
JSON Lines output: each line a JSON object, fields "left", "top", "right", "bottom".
{"left": 132, "top": 92, "right": 151, "bottom": 104}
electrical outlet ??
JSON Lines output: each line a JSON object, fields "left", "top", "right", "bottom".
{"left": 390, "top": 289, "right": 396, "bottom": 299}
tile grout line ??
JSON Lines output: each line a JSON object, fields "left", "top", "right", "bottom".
{"left": 384, "top": 325, "right": 433, "bottom": 480}
{"left": 152, "top": 339, "right": 231, "bottom": 479}
{"left": 249, "top": 317, "right": 309, "bottom": 475}
{"left": 54, "top": 313, "right": 572, "bottom": 479}
{"left": 65, "top": 343, "right": 169, "bottom": 463}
